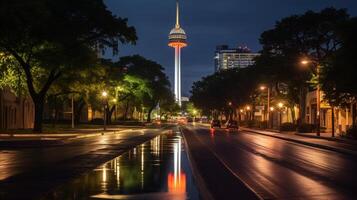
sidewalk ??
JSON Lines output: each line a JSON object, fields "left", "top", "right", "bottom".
{"left": 0, "top": 128, "right": 128, "bottom": 147}
{"left": 241, "top": 127, "right": 357, "bottom": 157}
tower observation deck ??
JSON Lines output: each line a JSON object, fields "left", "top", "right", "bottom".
{"left": 168, "top": 0, "right": 187, "bottom": 106}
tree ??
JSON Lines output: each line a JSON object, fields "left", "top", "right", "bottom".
{"left": 322, "top": 17, "right": 357, "bottom": 126}
{"left": 258, "top": 7, "right": 349, "bottom": 124}
{"left": 0, "top": 0, "right": 137, "bottom": 132}
{"left": 118, "top": 55, "right": 171, "bottom": 122}
{"left": 191, "top": 67, "right": 257, "bottom": 120}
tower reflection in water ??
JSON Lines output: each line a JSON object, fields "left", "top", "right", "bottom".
{"left": 46, "top": 132, "right": 198, "bottom": 199}
{"left": 168, "top": 136, "right": 187, "bottom": 194}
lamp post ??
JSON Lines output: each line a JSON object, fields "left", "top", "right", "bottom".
{"left": 102, "top": 91, "right": 108, "bottom": 131}
{"left": 246, "top": 106, "right": 251, "bottom": 121}
{"left": 228, "top": 101, "right": 233, "bottom": 120}
{"left": 302, "top": 59, "right": 321, "bottom": 136}
{"left": 270, "top": 107, "right": 275, "bottom": 128}
{"left": 260, "top": 86, "right": 270, "bottom": 127}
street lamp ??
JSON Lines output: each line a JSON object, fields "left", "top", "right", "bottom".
{"left": 259, "top": 85, "right": 270, "bottom": 127}
{"left": 278, "top": 102, "right": 284, "bottom": 108}
{"left": 301, "top": 59, "right": 321, "bottom": 136}
{"left": 228, "top": 101, "right": 233, "bottom": 120}
{"left": 102, "top": 91, "right": 108, "bottom": 131}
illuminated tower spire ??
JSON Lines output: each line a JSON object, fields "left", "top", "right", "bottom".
{"left": 176, "top": 0, "right": 180, "bottom": 28}
{"left": 168, "top": 0, "right": 187, "bottom": 107}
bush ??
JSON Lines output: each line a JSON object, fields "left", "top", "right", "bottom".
{"left": 280, "top": 122, "right": 297, "bottom": 131}
{"left": 297, "top": 123, "right": 316, "bottom": 133}
{"left": 247, "top": 120, "right": 258, "bottom": 128}
{"left": 346, "top": 126, "right": 357, "bottom": 139}
{"left": 259, "top": 121, "right": 268, "bottom": 129}
{"left": 91, "top": 118, "right": 104, "bottom": 124}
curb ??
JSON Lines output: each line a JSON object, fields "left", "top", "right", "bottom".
{"left": 295, "top": 133, "right": 357, "bottom": 145}
{"left": 242, "top": 128, "right": 357, "bottom": 157}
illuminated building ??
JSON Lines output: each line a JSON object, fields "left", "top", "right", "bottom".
{"left": 168, "top": 0, "right": 187, "bottom": 106}
{"left": 214, "top": 45, "right": 260, "bottom": 72}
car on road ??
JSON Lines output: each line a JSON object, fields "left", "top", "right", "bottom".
{"left": 225, "top": 120, "right": 238, "bottom": 130}
{"left": 177, "top": 117, "right": 188, "bottom": 125}
{"left": 210, "top": 120, "right": 221, "bottom": 128}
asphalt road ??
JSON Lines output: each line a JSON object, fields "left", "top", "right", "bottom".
{"left": 184, "top": 125, "right": 357, "bottom": 200}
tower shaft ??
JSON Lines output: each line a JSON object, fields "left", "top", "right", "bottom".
{"left": 174, "top": 46, "right": 182, "bottom": 106}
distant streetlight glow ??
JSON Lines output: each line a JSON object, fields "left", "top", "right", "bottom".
{"left": 246, "top": 106, "right": 251, "bottom": 110}
{"left": 301, "top": 60, "right": 309, "bottom": 65}
{"left": 270, "top": 107, "right": 275, "bottom": 111}
{"left": 260, "top": 86, "right": 266, "bottom": 91}
{"left": 278, "top": 102, "right": 284, "bottom": 108}
{"left": 102, "top": 91, "right": 108, "bottom": 98}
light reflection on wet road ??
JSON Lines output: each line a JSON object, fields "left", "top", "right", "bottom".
{"left": 186, "top": 125, "right": 357, "bottom": 200}
{"left": 0, "top": 129, "right": 153, "bottom": 181}
{"left": 44, "top": 130, "right": 200, "bottom": 200}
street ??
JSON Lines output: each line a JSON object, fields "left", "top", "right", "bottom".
{"left": 183, "top": 124, "right": 357, "bottom": 200}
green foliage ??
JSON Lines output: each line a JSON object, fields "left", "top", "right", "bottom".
{"left": 186, "top": 102, "right": 201, "bottom": 117}
{"left": 0, "top": 0, "right": 137, "bottom": 132}
{"left": 191, "top": 67, "right": 258, "bottom": 114}
{"left": 117, "top": 55, "right": 173, "bottom": 122}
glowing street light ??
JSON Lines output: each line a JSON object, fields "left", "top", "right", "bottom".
{"left": 301, "top": 58, "right": 321, "bottom": 136}
{"left": 270, "top": 107, "right": 275, "bottom": 111}
{"left": 102, "top": 91, "right": 108, "bottom": 98}
{"left": 246, "top": 106, "right": 251, "bottom": 111}
{"left": 259, "top": 85, "right": 270, "bottom": 127}
{"left": 278, "top": 102, "right": 284, "bottom": 108}
{"left": 101, "top": 91, "right": 108, "bottom": 131}
{"left": 301, "top": 60, "right": 309, "bottom": 65}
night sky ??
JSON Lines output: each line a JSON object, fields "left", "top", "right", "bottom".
{"left": 104, "top": 0, "right": 357, "bottom": 96}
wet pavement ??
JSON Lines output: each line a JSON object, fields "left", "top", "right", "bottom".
{"left": 0, "top": 128, "right": 169, "bottom": 199}
{"left": 44, "top": 130, "right": 200, "bottom": 200}
{"left": 183, "top": 125, "right": 357, "bottom": 200}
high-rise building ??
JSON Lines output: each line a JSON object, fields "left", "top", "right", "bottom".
{"left": 168, "top": 0, "right": 187, "bottom": 107}
{"left": 214, "top": 45, "right": 260, "bottom": 72}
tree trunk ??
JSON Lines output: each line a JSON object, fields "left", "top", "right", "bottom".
{"left": 298, "top": 86, "right": 308, "bottom": 125}
{"left": 123, "top": 100, "right": 130, "bottom": 120}
{"left": 33, "top": 96, "right": 45, "bottom": 133}
{"left": 147, "top": 107, "right": 154, "bottom": 123}
{"left": 290, "top": 106, "right": 296, "bottom": 124}
{"left": 74, "top": 99, "right": 85, "bottom": 124}
{"left": 107, "top": 105, "right": 116, "bottom": 124}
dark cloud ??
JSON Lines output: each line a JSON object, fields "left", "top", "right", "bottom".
{"left": 104, "top": 0, "right": 357, "bottom": 96}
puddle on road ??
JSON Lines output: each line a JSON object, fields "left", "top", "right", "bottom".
{"left": 45, "top": 131, "right": 200, "bottom": 200}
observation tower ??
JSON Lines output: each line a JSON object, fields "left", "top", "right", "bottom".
{"left": 168, "top": 0, "right": 187, "bottom": 107}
